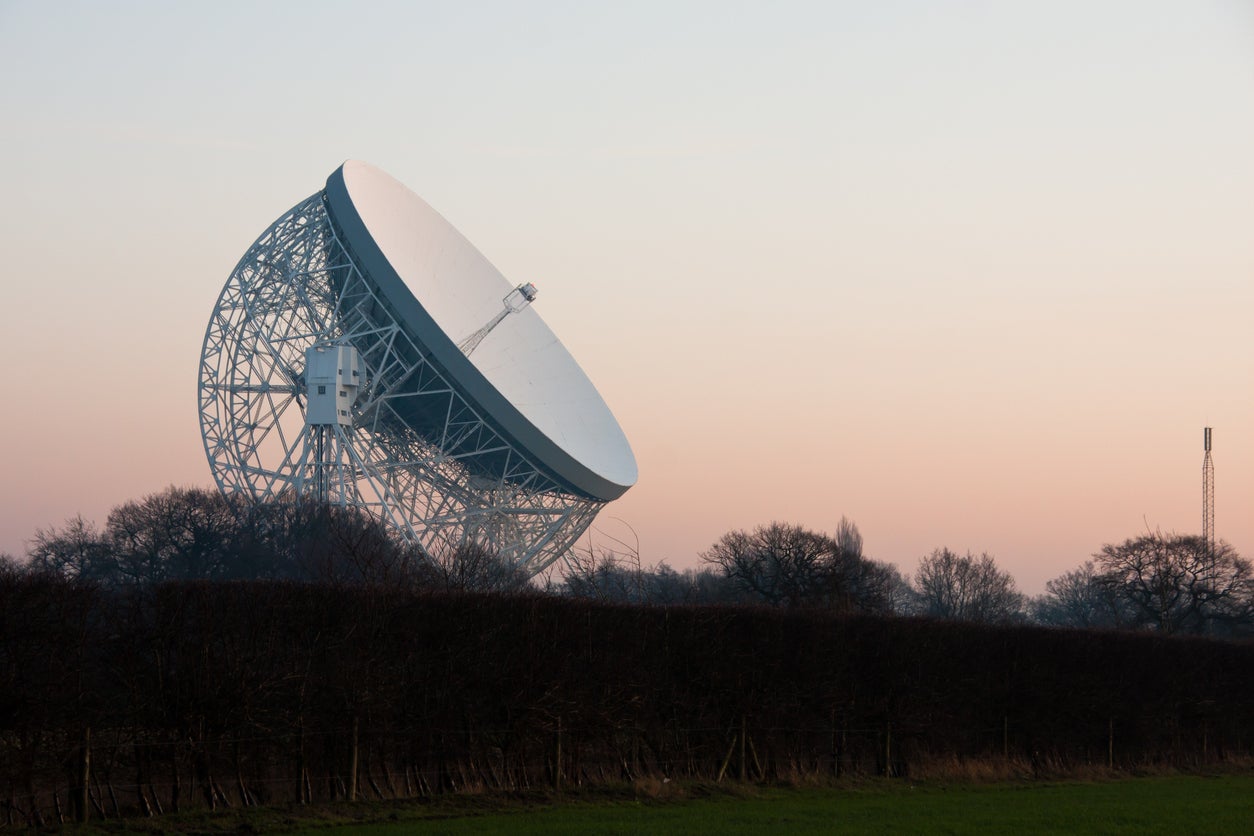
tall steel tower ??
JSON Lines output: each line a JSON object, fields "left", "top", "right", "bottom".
{"left": 1202, "top": 427, "right": 1214, "bottom": 555}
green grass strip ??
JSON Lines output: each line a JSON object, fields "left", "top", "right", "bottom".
{"left": 296, "top": 775, "right": 1254, "bottom": 836}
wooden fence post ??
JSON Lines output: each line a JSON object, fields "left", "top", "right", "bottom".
{"left": 349, "top": 717, "right": 360, "bottom": 801}
{"left": 716, "top": 733, "right": 736, "bottom": 782}
{"left": 830, "top": 709, "right": 838, "bottom": 777}
{"left": 555, "top": 716, "right": 563, "bottom": 790}
{"left": 78, "top": 726, "right": 91, "bottom": 823}
{"left": 739, "top": 716, "right": 747, "bottom": 782}
{"left": 884, "top": 722, "right": 891, "bottom": 779}
{"left": 297, "top": 726, "right": 308, "bottom": 804}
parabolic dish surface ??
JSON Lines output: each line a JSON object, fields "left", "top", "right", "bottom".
{"left": 324, "top": 160, "right": 636, "bottom": 501}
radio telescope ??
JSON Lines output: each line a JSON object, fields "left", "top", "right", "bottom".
{"left": 198, "top": 161, "right": 637, "bottom": 574}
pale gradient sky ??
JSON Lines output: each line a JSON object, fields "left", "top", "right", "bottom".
{"left": 1, "top": 0, "right": 1251, "bottom": 592}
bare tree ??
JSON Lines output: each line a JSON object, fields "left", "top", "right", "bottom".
{"left": 30, "top": 489, "right": 427, "bottom": 588}
{"left": 856, "top": 559, "right": 914, "bottom": 615}
{"left": 562, "top": 557, "right": 646, "bottom": 603}
{"left": 29, "top": 488, "right": 252, "bottom": 586}
{"left": 0, "top": 552, "right": 23, "bottom": 579}
{"left": 417, "top": 542, "right": 532, "bottom": 593}
{"left": 834, "top": 515, "right": 864, "bottom": 559}
{"left": 561, "top": 545, "right": 743, "bottom": 605}
{"left": 27, "top": 515, "right": 111, "bottom": 581}
{"left": 1031, "top": 561, "right": 1126, "bottom": 628}
{"left": 105, "top": 487, "right": 240, "bottom": 583}
{"left": 701, "top": 522, "right": 877, "bottom": 611}
{"left": 648, "top": 564, "right": 746, "bottom": 605}
{"left": 317, "top": 504, "right": 413, "bottom": 586}
{"left": 1092, "top": 532, "right": 1253, "bottom": 635}
{"left": 913, "top": 548, "right": 1025, "bottom": 623}
{"left": 561, "top": 531, "right": 648, "bottom": 603}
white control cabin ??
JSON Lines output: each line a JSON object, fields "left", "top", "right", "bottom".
{"left": 304, "top": 345, "right": 363, "bottom": 426}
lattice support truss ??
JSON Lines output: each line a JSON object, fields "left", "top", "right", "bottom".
{"left": 198, "top": 192, "right": 604, "bottom": 575}
{"left": 1203, "top": 427, "right": 1214, "bottom": 558}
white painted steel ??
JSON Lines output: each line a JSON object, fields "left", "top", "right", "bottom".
{"left": 197, "top": 171, "right": 629, "bottom": 574}
{"left": 328, "top": 161, "right": 637, "bottom": 500}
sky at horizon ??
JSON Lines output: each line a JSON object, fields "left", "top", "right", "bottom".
{"left": 1, "top": 1, "right": 1251, "bottom": 593}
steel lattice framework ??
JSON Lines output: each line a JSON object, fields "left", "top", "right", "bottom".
{"left": 1203, "top": 427, "right": 1214, "bottom": 557}
{"left": 198, "top": 192, "right": 603, "bottom": 574}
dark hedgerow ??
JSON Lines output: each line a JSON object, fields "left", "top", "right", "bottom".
{"left": 0, "top": 576, "right": 1251, "bottom": 826}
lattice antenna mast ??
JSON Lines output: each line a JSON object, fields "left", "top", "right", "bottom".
{"left": 1202, "top": 427, "right": 1214, "bottom": 557}
{"left": 458, "top": 283, "right": 538, "bottom": 357}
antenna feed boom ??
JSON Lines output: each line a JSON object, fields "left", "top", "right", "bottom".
{"left": 458, "top": 282, "right": 539, "bottom": 357}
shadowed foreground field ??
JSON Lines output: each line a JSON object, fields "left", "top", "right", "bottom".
{"left": 55, "top": 772, "right": 1254, "bottom": 834}
{"left": 277, "top": 774, "right": 1253, "bottom": 835}
{"left": 303, "top": 777, "right": 1254, "bottom": 832}
{"left": 75, "top": 777, "right": 1223, "bottom": 832}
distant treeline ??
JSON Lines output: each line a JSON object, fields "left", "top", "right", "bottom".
{"left": 1, "top": 574, "right": 1251, "bottom": 827}
{"left": 15, "top": 487, "right": 1254, "bottom": 638}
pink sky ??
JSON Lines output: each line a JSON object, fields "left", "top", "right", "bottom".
{"left": 1, "top": 1, "right": 1250, "bottom": 593}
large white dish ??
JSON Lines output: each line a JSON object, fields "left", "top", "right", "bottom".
{"left": 324, "top": 161, "right": 637, "bottom": 501}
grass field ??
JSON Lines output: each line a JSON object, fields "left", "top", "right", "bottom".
{"left": 64, "top": 772, "right": 1254, "bottom": 834}
{"left": 278, "top": 774, "right": 1254, "bottom": 835}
